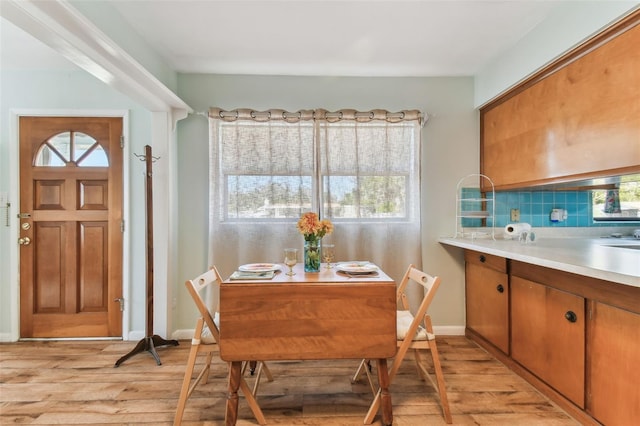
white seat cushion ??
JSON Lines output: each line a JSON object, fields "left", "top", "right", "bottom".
{"left": 397, "top": 310, "right": 434, "bottom": 341}
{"left": 200, "top": 312, "right": 220, "bottom": 344}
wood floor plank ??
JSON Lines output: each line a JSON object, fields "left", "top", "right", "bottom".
{"left": 0, "top": 337, "right": 578, "bottom": 425}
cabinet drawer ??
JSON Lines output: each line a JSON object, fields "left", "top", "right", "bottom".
{"left": 464, "top": 249, "right": 507, "bottom": 273}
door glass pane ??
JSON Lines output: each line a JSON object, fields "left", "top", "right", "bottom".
{"left": 35, "top": 131, "right": 109, "bottom": 167}
{"left": 74, "top": 133, "right": 95, "bottom": 161}
{"left": 77, "top": 145, "right": 108, "bottom": 167}
{"left": 35, "top": 144, "right": 66, "bottom": 167}
{"left": 48, "top": 132, "right": 71, "bottom": 162}
{"left": 75, "top": 133, "right": 108, "bottom": 167}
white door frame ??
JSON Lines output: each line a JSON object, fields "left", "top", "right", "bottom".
{"left": 8, "top": 108, "right": 130, "bottom": 341}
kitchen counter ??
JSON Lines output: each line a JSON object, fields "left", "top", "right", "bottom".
{"left": 439, "top": 236, "right": 640, "bottom": 288}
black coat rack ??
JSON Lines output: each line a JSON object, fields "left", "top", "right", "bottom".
{"left": 115, "top": 145, "right": 178, "bottom": 367}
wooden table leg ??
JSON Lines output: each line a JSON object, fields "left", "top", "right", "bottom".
{"left": 225, "top": 361, "right": 242, "bottom": 426}
{"left": 376, "top": 358, "right": 393, "bottom": 426}
{"left": 364, "top": 359, "right": 393, "bottom": 425}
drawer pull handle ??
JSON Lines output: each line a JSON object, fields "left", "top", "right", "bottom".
{"left": 565, "top": 311, "right": 577, "bottom": 323}
{"left": 479, "top": 255, "right": 486, "bottom": 263}
{"left": 496, "top": 284, "right": 504, "bottom": 293}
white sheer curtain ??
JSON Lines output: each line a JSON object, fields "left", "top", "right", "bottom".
{"left": 208, "top": 108, "right": 315, "bottom": 278}
{"left": 208, "top": 107, "right": 423, "bottom": 283}
{"left": 315, "top": 109, "right": 422, "bottom": 282}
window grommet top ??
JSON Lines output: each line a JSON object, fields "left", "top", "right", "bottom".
{"left": 209, "top": 107, "right": 425, "bottom": 125}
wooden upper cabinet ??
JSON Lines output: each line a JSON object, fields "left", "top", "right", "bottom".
{"left": 480, "top": 11, "right": 640, "bottom": 191}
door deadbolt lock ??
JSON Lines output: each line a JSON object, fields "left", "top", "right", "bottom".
{"left": 21, "top": 222, "right": 31, "bottom": 230}
{"left": 18, "top": 237, "right": 31, "bottom": 245}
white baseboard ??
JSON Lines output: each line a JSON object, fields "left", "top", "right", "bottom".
{"left": 433, "top": 325, "right": 466, "bottom": 336}
{"left": 172, "top": 329, "right": 196, "bottom": 341}
{"left": 125, "top": 330, "right": 186, "bottom": 341}
{"left": 1, "top": 326, "right": 465, "bottom": 343}
{"left": 126, "top": 330, "right": 145, "bottom": 341}
{"left": 169, "top": 325, "right": 466, "bottom": 342}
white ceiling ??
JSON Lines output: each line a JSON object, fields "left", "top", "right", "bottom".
{"left": 1, "top": 0, "right": 574, "bottom": 77}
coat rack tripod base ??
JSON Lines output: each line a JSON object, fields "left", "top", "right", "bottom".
{"left": 114, "top": 335, "right": 179, "bottom": 367}
{"left": 114, "top": 145, "right": 178, "bottom": 367}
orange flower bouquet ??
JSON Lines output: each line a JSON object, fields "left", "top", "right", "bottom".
{"left": 296, "top": 212, "right": 333, "bottom": 271}
{"left": 297, "top": 212, "right": 333, "bottom": 242}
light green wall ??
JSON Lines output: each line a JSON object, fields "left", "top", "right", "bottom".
{"left": 69, "top": 0, "right": 178, "bottom": 92}
{"left": 0, "top": 68, "right": 153, "bottom": 339}
{"left": 174, "top": 74, "right": 477, "bottom": 330}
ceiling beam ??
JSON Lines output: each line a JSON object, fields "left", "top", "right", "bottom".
{"left": 1, "top": 0, "right": 191, "bottom": 127}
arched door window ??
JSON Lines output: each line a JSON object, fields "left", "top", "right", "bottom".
{"left": 35, "top": 131, "right": 109, "bottom": 167}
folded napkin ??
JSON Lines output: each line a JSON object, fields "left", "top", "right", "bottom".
{"left": 229, "top": 270, "right": 276, "bottom": 280}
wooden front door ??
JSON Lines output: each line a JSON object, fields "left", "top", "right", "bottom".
{"left": 19, "top": 116, "right": 123, "bottom": 338}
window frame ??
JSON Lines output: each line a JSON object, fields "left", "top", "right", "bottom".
{"left": 592, "top": 175, "right": 640, "bottom": 223}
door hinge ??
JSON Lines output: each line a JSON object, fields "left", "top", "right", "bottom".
{"left": 120, "top": 220, "right": 125, "bottom": 233}
{"left": 120, "top": 135, "right": 125, "bottom": 149}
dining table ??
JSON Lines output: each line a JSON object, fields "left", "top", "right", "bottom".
{"left": 219, "top": 262, "right": 397, "bottom": 426}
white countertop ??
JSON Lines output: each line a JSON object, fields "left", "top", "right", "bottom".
{"left": 439, "top": 235, "right": 640, "bottom": 288}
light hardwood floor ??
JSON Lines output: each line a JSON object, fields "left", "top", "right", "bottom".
{"left": 0, "top": 336, "right": 579, "bottom": 425}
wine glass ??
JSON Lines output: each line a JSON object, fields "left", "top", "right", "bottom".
{"left": 322, "top": 244, "right": 335, "bottom": 268}
{"left": 284, "top": 248, "right": 298, "bottom": 276}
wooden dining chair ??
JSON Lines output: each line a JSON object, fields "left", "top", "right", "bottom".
{"left": 353, "top": 264, "right": 452, "bottom": 424}
{"left": 174, "top": 266, "right": 273, "bottom": 426}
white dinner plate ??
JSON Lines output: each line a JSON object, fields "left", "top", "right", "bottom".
{"left": 238, "top": 263, "right": 281, "bottom": 273}
{"left": 336, "top": 262, "right": 378, "bottom": 274}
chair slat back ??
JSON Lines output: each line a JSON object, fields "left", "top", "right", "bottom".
{"left": 185, "top": 267, "right": 222, "bottom": 342}
{"left": 407, "top": 266, "right": 441, "bottom": 323}
{"left": 397, "top": 264, "right": 441, "bottom": 314}
{"left": 396, "top": 265, "right": 441, "bottom": 345}
{"left": 396, "top": 265, "right": 413, "bottom": 310}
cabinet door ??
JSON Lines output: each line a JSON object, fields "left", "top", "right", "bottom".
{"left": 466, "top": 262, "right": 509, "bottom": 353}
{"left": 587, "top": 302, "right": 640, "bottom": 425}
{"left": 511, "top": 276, "right": 585, "bottom": 407}
{"left": 480, "top": 20, "right": 640, "bottom": 190}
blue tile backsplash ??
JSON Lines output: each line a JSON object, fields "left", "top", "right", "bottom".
{"left": 461, "top": 189, "right": 634, "bottom": 228}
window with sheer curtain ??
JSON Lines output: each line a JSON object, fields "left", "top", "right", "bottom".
{"left": 208, "top": 108, "right": 424, "bottom": 282}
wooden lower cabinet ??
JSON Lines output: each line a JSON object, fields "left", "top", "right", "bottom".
{"left": 465, "top": 254, "right": 640, "bottom": 424}
{"left": 465, "top": 251, "right": 509, "bottom": 353}
{"left": 511, "top": 276, "right": 585, "bottom": 407}
{"left": 587, "top": 301, "right": 640, "bottom": 425}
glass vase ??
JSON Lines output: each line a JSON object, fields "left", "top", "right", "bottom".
{"left": 304, "top": 237, "right": 321, "bottom": 272}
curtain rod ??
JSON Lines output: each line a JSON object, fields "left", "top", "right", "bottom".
{"left": 194, "top": 108, "right": 430, "bottom": 126}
